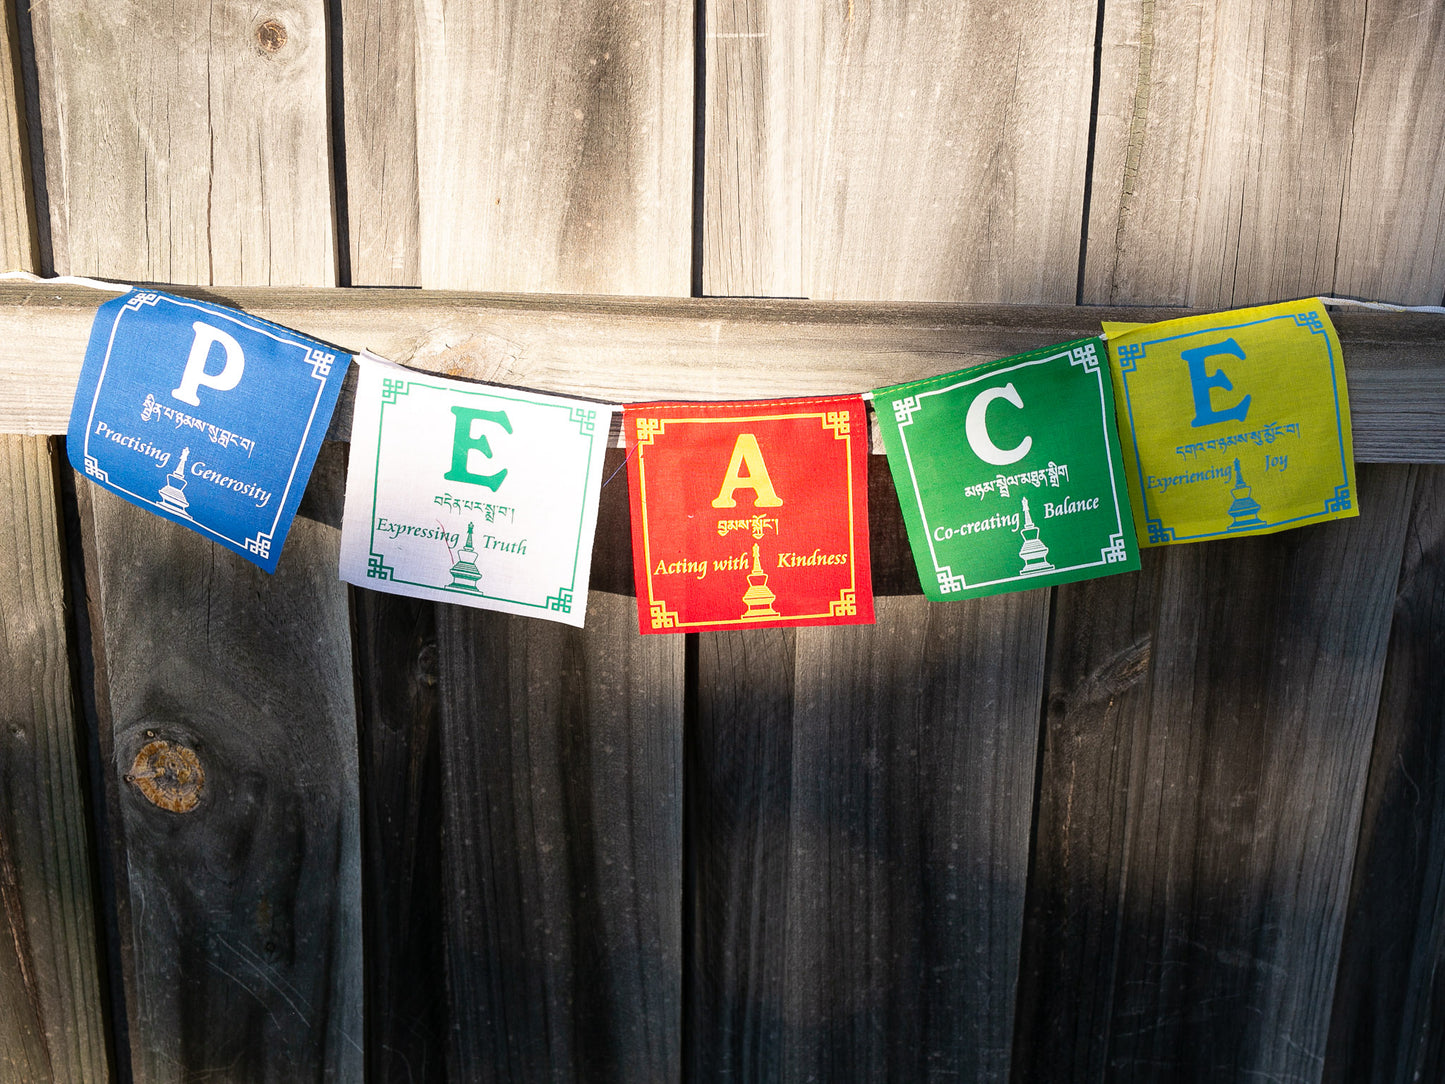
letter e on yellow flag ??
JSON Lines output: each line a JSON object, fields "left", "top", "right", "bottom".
{"left": 1103, "top": 299, "right": 1357, "bottom": 546}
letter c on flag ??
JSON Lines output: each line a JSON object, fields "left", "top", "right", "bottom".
{"left": 965, "top": 383, "right": 1032, "bottom": 466}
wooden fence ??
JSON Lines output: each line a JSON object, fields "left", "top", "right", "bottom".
{"left": 1, "top": 1, "right": 1443, "bottom": 1081}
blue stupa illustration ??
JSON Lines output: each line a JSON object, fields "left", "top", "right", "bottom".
{"left": 1017, "top": 497, "right": 1054, "bottom": 575}
{"left": 740, "top": 543, "right": 780, "bottom": 619}
{"left": 157, "top": 446, "right": 192, "bottom": 518}
{"left": 447, "top": 522, "right": 482, "bottom": 593}
{"left": 1226, "top": 457, "right": 1266, "bottom": 531}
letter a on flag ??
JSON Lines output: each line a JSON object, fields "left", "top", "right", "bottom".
{"left": 1103, "top": 298, "right": 1357, "bottom": 546}
{"left": 624, "top": 396, "right": 874, "bottom": 634}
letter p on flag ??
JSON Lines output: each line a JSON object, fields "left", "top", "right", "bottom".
{"left": 172, "top": 322, "right": 246, "bottom": 406}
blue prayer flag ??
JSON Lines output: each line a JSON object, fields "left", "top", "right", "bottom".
{"left": 67, "top": 289, "right": 349, "bottom": 572}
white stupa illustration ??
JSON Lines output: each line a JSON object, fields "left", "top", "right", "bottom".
{"left": 157, "top": 447, "right": 192, "bottom": 518}
{"left": 1017, "top": 497, "right": 1054, "bottom": 575}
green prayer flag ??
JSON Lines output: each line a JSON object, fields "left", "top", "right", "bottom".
{"left": 872, "top": 337, "right": 1140, "bottom": 601}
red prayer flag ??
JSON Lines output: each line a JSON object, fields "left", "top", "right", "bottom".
{"left": 624, "top": 396, "right": 875, "bottom": 634}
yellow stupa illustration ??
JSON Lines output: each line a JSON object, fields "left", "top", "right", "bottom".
{"left": 740, "top": 542, "right": 780, "bottom": 619}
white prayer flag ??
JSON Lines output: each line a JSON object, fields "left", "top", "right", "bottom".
{"left": 340, "top": 354, "right": 613, "bottom": 626}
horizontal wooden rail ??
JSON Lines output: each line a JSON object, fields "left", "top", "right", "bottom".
{"left": 2, "top": 282, "right": 1442, "bottom": 461}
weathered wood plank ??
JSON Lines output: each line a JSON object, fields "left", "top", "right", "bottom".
{"left": 75, "top": 480, "right": 362, "bottom": 1083}
{"left": 694, "top": 4, "right": 1090, "bottom": 1078}
{"left": 686, "top": 627, "right": 797, "bottom": 1081}
{"left": 1332, "top": 1, "right": 1445, "bottom": 305}
{"left": 350, "top": 590, "right": 448, "bottom": 1084}
{"left": 700, "top": 0, "right": 805, "bottom": 297}
{"left": 787, "top": 595, "right": 1047, "bottom": 1080}
{"left": 28, "top": 0, "right": 335, "bottom": 285}
{"left": 435, "top": 594, "right": 683, "bottom": 1082}
{"left": 3, "top": 284, "right": 1442, "bottom": 461}
{"left": 1324, "top": 464, "right": 1445, "bottom": 1084}
{"left": 801, "top": 0, "right": 1097, "bottom": 302}
{"left": 338, "top": 0, "right": 419, "bottom": 286}
{"left": 0, "top": 8, "right": 109, "bottom": 1079}
{"left": 1, "top": 0, "right": 37, "bottom": 272}
{"left": 365, "top": 6, "right": 692, "bottom": 1078}
{"left": 0, "top": 435, "right": 110, "bottom": 1083}
{"left": 29, "top": 1, "right": 362, "bottom": 1078}
{"left": 409, "top": 1, "right": 692, "bottom": 295}
{"left": 1014, "top": 464, "right": 1415, "bottom": 1083}
{"left": 1084, "top": 0, "right": 1367, "bottom": 306}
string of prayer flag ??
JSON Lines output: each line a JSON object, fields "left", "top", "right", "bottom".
{"left": 66, "top": 288, "right": 349, "bottom": 572}
{"left": 871, "top": 337, "right": 1139, "bottom": 601}
{"left": 339, "top": 354, "right": 612, "bottom": 626}
{"left": 623, "top": 396, "right": 874, "bottom": 633}
{"left": 1102, "top": 298, "right": 1357, "bottom": 546}
{"left": 58, "top": 282, "right": 1373, "bottom": 629}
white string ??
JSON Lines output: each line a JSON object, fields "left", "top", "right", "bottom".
{"left": 1316, "top": 295, "right": 1445, "bottom": 314}
{"left": 0, "top": 269, "right": 131, "bottom": 292}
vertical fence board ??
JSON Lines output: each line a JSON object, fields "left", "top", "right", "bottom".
{"left": 700, "top": 0, "right": 806, "bottom": 298}
{"left": 1324, "top": 468, "right": 1445, "bottom": 1084}
{"left": 1017, "top": 467, "right": 1414, "bottom": 1082}
{"left": 786, "top": 596, "right": 1047, "bottom": 1081}
{"left": 350, "top": 591, "right": 449, "bottom": 1084}
{"left": 1, "top": 0, "right": 37, "bottom": 271}
{"left": 0, "top": 8, "right": 108, "bottom": 1080}
{"left": 801, "top": 0, "right": 1098, "bottom": 304}
{"left": 695, "top": 2, "right": 1095, "bottom": 1079}
{"left": 437, "top": 596, "right": 683, "bottom": 1082}
{"left": 1083, "top": 0, "right": 1366, "bottom": 307}
{"left": 686, "top": 628, "right": 797, "bottom": 1081}
{"left": 1332, "top": 0, "right": 1445, "bottom": 305}
{"left": 0, "top": 436, "right": 109, "bottom": 1084}
{"left": 29, "top": 1, "right": 361, "bottom": 1079}
{"left": 1018, "top": 3, "right": 1439, "bottom": 1079}
{"left": 411, "top": 0, "right": 692, "bottom": 295}
{"left": 348, "top": 4, "right": 691, "bottom": 1079}
{"left": 31, "top": 0, "right": 335, "bottom": 285}
{"left": 74, "top": 483, "right": 362, "bottom": 1083}
{"left": 339, "top": 0, "right": 419, "bottom": 287}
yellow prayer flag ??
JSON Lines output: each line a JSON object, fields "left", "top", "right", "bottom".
{"left": 1103, "top": 299, "right": 1357, "bottom": 546}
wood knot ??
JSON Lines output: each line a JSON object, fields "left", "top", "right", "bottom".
{"left": 257, "top": 20, "right": 288, "bottom": 53}
{"left": 126, "top": 740, "right": 205, "bottom": 813}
